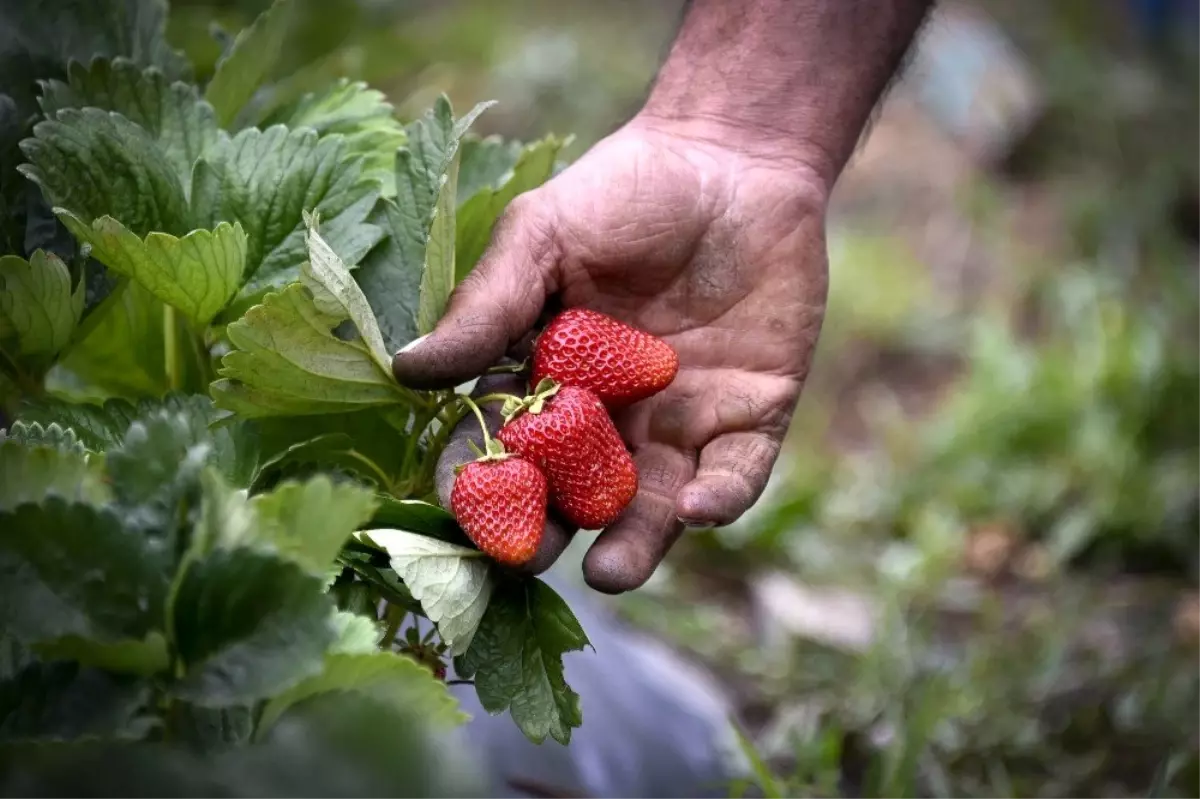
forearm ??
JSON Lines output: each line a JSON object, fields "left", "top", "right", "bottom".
{"left": 642, "top": 0, "right": 935, "bottom": 189}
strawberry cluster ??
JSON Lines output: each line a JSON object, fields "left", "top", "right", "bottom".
{"left": 450, "top": 308, "right": 679, "bottom": 566}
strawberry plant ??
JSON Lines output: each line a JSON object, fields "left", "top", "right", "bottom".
{"left": 0, "top": 0, "right": 607, "bottom": 782}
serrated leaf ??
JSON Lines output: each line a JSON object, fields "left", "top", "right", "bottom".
{"left": 190, "top": 125, "right": 382, "bottom": 310}
{"left": 356, "top": 97, "right": 493, "bottom": 351}
{"left": 257, "top": 650, "right": 465, "bottom": 735}
{"left": 354, "top": 198, "right": 423, "bottom": 352}
{"left": 0, "top": 421, "right": 84, "bottom": 453}
{"left": 20, "top": 394, "right": 260, "bottom": 485}
{"left": 0, "top": 499, "right": 171, "bottom": 647}
{"left": 170, "top": 548, "right": 335, "bottom": 707}
{"left": 357, "top": 529, "right": 492, "bottom": 656}
{"left": 0, "top": 437, "right": 109, "bottom": 511}
{"left": 19, "top": 107, "right": 188, "bottom": 237}
{"left": 0, "top": 0, "right": 190, "bottom": 120}
{"left": 456, "top": 135, "right": 522, "bottom": 202}
{"left": 264, "top": 78, "right": 406, "bottom": 195}
{"left": 203, "top": 0, "right": 294, "bottom": 129}
{"left": 106, "top": 410, "right": 214, "bottom": 540}
{"left": 212, "top": 225, "right": 411, "bottom": 418}
{"left": 328, "top": 611, "right": 381, "bottom": 655}
{"left": 412, "top": 96, "right": 494, "bottom": 335}
{"left": 456, "top": 135, "right": 565, "bottom": 281}
{"left": 198, "top": 468, "right": 377, "bottom": 577}
{"left": 0, "top": 250, "right": 84, "bottom": 370}
{"left": 57, "top": 213, "right": 245, "bottom": 326}
{"left": 0, "top": 659, "right": 154, "bottom": 742}
{"left": 38, "top": 57, "right": 219, "bottom": 192}
{"left": 57, "top": 281, "right": 168, "bottom": 398}
{"left": 457, "top": 578, "right": 589, "bottom": 745}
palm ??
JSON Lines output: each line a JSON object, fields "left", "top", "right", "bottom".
{"left": 529, "top": 126, "right": 829, "bottom": 582}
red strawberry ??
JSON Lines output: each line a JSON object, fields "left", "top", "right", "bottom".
{"left": 498, "top": 384, "right": 637, "bottom": 530}
{"left": 450, "top": 455, "right": 547, "bottom": 567}
{"left": 532, "top": 308, "right": 679, "bottom": 406}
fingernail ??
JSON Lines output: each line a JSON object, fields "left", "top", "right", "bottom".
{"left": 677, "top": 517, "right": 715, "bottom": 530}
{"left": 397, "top": 333, "right": 430, "bottom": 355}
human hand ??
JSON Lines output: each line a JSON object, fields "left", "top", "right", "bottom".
{"left": 393, "top": 117, "right": 830, "bottom": 593}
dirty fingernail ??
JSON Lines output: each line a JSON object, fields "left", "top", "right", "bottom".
{"left": 677, "top": 516, "right": 715, "bottom": 530}
{"left": 397, "top": 333, "right": 430, "bottom": 355}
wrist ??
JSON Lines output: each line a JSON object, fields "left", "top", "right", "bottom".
{"left": 633, "top": 106, "right": 838, "bottom": 197}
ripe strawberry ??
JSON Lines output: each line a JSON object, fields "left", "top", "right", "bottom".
{"left": 450, "top": 455, "right": 547, "bottom": 567}
{"left": 498, "top": 384, "right": 637, "bottom": 530}
{"left": 532, "top": 307, "right": 679, "bottom": 406}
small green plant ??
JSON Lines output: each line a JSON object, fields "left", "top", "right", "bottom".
{"left": 0, "top": 0, "right": 591, "bottom": 786}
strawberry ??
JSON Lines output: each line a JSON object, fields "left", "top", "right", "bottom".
{"left": 450, "top": 453, "right": 547, "bottom": 567}
{"left": 532, "top": 307, "right": 679, "bottom": 406}
{"left": 498, "top": 383, "right": 637, "bottom": 530}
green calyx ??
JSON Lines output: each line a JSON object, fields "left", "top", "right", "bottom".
{"left": 502, "top": 378, "right": 560, "bottom": 424}
{"left": 455, "top": 437, "right": 510, "bottom": 474}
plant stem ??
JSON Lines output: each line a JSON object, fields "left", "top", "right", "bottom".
{"left": 380, "top": 603, "right": 406, "bottom": 650}
{"left": 474, "top": 392, "right": 519, "bottom": 406}
{"left": 459, "top": 394, "right": 493, "bottom": 447}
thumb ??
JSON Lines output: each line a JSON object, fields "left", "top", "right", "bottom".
{"left": 391, "top": 196, "right": 558, "bottom": 390}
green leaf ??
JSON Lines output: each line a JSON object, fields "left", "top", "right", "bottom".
{"left": 0, "top": 421, "right": 85, "bottom": 454}
{"left": 0, "top": 659, "right": 153, "bottom": 742}
{"left": 198, "top": 469, "right": 377, "bottom": 577}
{"left": 56, "top": 214, "right": 246, "bottom": 326}
{"left": 20, "top": 394, "right": 260, "bottom": 486}
{"left": 190, "top": 125, "right": 382, "bottom": 310}
{"left": 0, "top": 436, "right": 109, "bottom": 511}
{"left": 0, "top": 250, "right": 84, "bottom": 372}
{"left": 356, "top": 98, "right": 494, "bottom": 351}
{"left": 457, "top": 578, "right": 589, "bottom": 745}
{"left": 253, "top": 408, "right": 410, "bottom": 490}
{"left": 0, "top": 0, "right": 190, "bottom": 120}
{"left": 410, "top": 96, "right": 494, "bottom": 335}
{"left": 203, "top": 0, "right": 294, "bottom": 129}
{"left": 19, "top": 107, "right": 188, "bottom": 236}
{"left": 211, "top": 223, "right": 411, "bottom": 418}
{"left": 456, "top": 135, "right": 522, "bottom": 202}
{"left": 38, "top": 57, "right": 219, "bottom": 192}
{"left": 257, "top": 650, "right": 465, "bottom": 734}
{"left": 264, "top": 78, "right": 406, "bottom": 195}
{"left": 0, "top": 499, "right": 171, "bottom": 647}
{"left": 357, "top": 529, "right": 492, "bottom": 656}
{"left": 456, "top": 135, "right": 565, "bottom": 282}
{"left": 328, "top": 611, "right": 380, "bottom": 655}
{"left": 170, "top": 548, "right": 335, "bottom": 707}
{"left": 168, "top": 702, "right": 253, "bottom": 750}
{"left": 56, "top": 281, "right": 168, "bottom": 398}
{"left": 354, "top": 199, "right": 423, "bottom": 353}
{"left": 106, "top": 409, "right": 214, "bottom": 539}
{"left": 367, "top": 496, "right": 469, "bottom": 544}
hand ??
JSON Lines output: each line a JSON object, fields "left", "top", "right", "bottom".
{"left": 393, "top": 116, "right": 830, "bottom": 593}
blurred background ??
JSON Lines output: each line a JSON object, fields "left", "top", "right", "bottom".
{"left": 171, "top": 0, "right": 1198, "bottom": 795}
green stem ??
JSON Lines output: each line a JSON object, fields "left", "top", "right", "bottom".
{"left": 380, "top": 604, "right": 406, "bottom": 650}
{"left": 458, "top": 395, "right": 492, "bottom": 448}
{"left": 343, "top": 449, "right": 394, "bottom": 491}
{"left": 473, "top": 392, "right": 519, "bottom": 406}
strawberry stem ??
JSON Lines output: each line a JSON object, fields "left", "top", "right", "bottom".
{"left": 459, "top": 395, "right": 493, "bottom": 447}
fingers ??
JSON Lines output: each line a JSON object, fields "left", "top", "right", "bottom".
{"left": 434, "top": 370, "right": 574, "bottom": 575}
{"left": 582, "top": 443, "right": 696, "bottom": 594}
{"left": 675, "top": 431, "right": 781, "bottom": 527}
{"left": 392, "top": 196, "right": 559, "bottom": 390}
